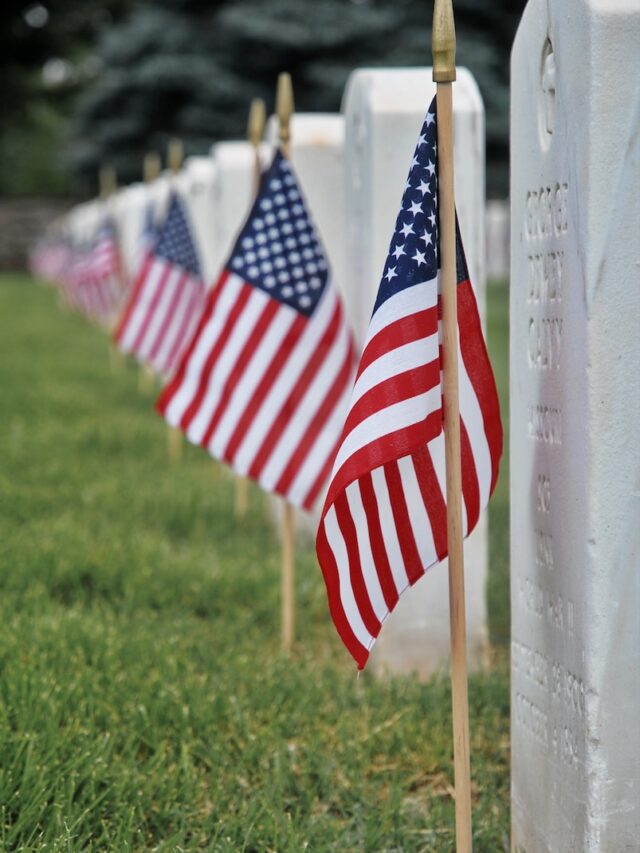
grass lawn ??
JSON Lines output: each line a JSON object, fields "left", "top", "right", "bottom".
{"left": 0, "top": 274, "right": 510, "bottom": 852}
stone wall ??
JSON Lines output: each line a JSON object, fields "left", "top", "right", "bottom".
{"left": 0, "top": 198, "right": 81, "bottom": 271}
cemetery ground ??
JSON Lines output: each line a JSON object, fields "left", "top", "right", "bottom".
{"left": 0, "top": 273, "right": 510, "bottom": 852}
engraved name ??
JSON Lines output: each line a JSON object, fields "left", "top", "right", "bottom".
{"left": 525, "top": 183, "right": 568, "bottom": 240}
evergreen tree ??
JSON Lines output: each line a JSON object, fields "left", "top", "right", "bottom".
{"left": 66, "top": 0, "right": 526, "bottom": 196}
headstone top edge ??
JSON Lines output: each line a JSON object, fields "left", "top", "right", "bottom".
{"left": 342, "top": 66, "right": 482, "bottom": 113}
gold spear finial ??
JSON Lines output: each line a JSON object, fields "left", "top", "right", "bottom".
{"left": 276, "top": 72, "right": 294, "bottom": 156}
{"left": 99, "top": 164, "right": 117, "bottom": 198}
{"left": 432, "top": 0, "right": 456, "bottom": 83}
{"left": 247, "top": 98, "right": 267, "bottom": 148}
{"left": 143, "top": 152, "right": 161, "bottom": 184}
{"left": 167, "top": 137, "right": 184, "bottom": 174}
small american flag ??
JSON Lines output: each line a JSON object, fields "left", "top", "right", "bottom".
{"left": 63, "top": 218, "right": 122, "bottom": 325}
{"left": 157, "top": 151, "right": 356, "bottom": 510}
{"left": 114, "top": 192, "right": 205, "bottom": 376}
{"left": 316, "top": 99, "right": 503, "bottom": 669}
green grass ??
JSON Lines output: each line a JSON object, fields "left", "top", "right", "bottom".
{"left": 0, "top": 274, "right": 510, "bottom": 852}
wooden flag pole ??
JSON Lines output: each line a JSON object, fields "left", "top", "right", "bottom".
{"left": 167, "top": 138, "right": 184, "bottom": 463}
{"left": 276, "top": 73, "right": 296, "bottom": 652}
{"left": 233, "top": 98, "right": 267, "bottom": 520}
{"left": 433, "top": 2, "right": 473, "bottom": 850}
{"left": 138, "top": 152, "right": 161, "bottom": 396}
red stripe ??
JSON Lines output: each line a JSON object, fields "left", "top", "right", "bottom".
{"left": 147, "top": 271, "right": 189, "bottom": 363}
{"left": 340, "top": 359, "right": 440, "bottom": 446}
{"left": 334, "top": 492, "right": 381, "bottom": 637}
{"left": 316, "top": 522, "right": 369, "bottom": 670}
{"left": 115, "top": 253, "right": 154, "bottom": 342}
{"left": 200, "top": 298, "right": 280, "bottom": 448}
{"left": 323, "top": 411, "right": 443, "bottom": 518}
{"left": 460, "top": 419, "right": 480, "bottom": 534}
{"left": 383, "top": 461, "right": 424, "bottom": 585}
{"left": 411, "top": 446, "right": 448, "bottom": 561}
{"left": 358, "top": 472, "right": 399, "bottom": 610}
{"left": 247, "top": 301, "right": 342, "bottom": 480}
{"left": 223, "top": 316, "right": 308, "bottom": 464}
{"left": 357, "top": 306, "right": 439, "bottom": 380}
{"left": 156, "top": 271, "right": 230, "bottom": 417}
{"left": 160, "top": 277, "right": 204, "bottom": 375}
{"left": 130, "top": 262, "right": 172, "bottom": 355}
{"left": 179, "top": 283, "right": 252, "bottom": 432}
{"left": 274, "top": 337, "right": 354, "bottom": 498}
{"left": 457, "top": 279, "right": 503, "bottom": 494}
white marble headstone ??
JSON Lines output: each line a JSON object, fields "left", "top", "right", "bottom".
{"left": 265, "top": 114, "right": 347, "bottom": 300}
{"left": 210, "top": 141, "right": 270, "bottom": 276}
{"left": 511, "top": 1, "right": 640, "bottom": 849}
{"left": 343, "top": 67, "right": 489, "bottom": 679}
{"left": 181, "top": 156, "right": 219, "bottom": 285}
{"left": 111, "top": 183, "right": 149, "bottom": 282}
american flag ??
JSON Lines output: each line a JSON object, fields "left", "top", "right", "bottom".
{"left": 316, "top": 99, "right": 503, "bottom": 669}
{"left": 62, "top": 218, "right": 122, "bottom": 325}
{"left": 157, "top": 152, "right": 356, "bottom": 510}
{"left": 114, "top": 192, "right": 205, "bottom": 376}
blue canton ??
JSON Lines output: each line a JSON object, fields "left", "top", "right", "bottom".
{"left": 228, "top": 152, "right": 329, "bottom": 318}
{"left": 154, "top": 192, "right": 201, "bottom": 278}
{"left": 373, "top": 98, "right": 438, "bottom": 315}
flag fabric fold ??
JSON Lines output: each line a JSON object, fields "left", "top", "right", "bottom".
{"left": 315, "top": 98, "right": 503, "bottom": 669}
{"left": 157, "top": 151, "right": 356, "bottom": 511}
{"left": 114, "top": 192, "right": 205, "bottom": 377}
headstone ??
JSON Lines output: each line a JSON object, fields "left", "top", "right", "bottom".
{"left": 210, "top": 141, "right": 269, "bottom": 274}
{"left": 511, "top": 1, "right": 640, "bottom": 850}
{"left": 182, "top": 156, "right": 219, "bottom": 284}
{"left": 486, "top": 199, "right": 510, "bottom": 281}
{"left": 343, "top": 67, "right": 488, "bottom": 679}
{"left": 111, "top": 183, "right": 149, "bottom": 282}
{"left": 266, "top": 113, "right": 347, "bottom": 298}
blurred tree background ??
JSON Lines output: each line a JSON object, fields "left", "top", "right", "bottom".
{"left": 1, "top": 0, "right": 526, "bottom": 199}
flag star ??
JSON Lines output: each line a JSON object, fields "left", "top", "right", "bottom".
{"left": 426, "top": 160, "right": 436, "bottom": 177}
{"left": 429, "top": 212, "right": 437, "bottom": 228}
{"left": 425, "top": 111, "right": 435, "bottom": 127}
{"left": 417, "top": 133, "right": 427, "bottom": 147}
{"left": 410, "top": 154, "right": 420, "bottom": 171}
{"left": 384, "top": 266, "right": 398, "bottom": 282}
{"left": 419, "top": 229, "right": 433, "bottom": 247}
{"left": 400, "top": 221, "right": 414, "bottom": 238}
{"left": 392, "top": 243, "right": 405, "bottom": 260}
{"left": 417, "top": 179, "right": 431, "bottom": 196}
{"left": 413, "top": 249, "right": 427, "bottom": 266}
{"left": 408, "top": 199, "right": 422, "bottom": 216}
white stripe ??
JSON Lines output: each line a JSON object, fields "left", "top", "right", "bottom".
{"left": 287, "top": 376, "right": 352, "bottom": 508}
{"left": 350, "top": 334, "right": 439, "bottom": 408}
{"left": 458, "top": 347, "right": 492, "bottom": 510}
{"left": 258, "top": 317, "right": 351, "bottom": 492}
{"left": 119, "top": 259, "right": 165, "bottom": 352}
{"left": 137, "top": 267, "right": 183, "bottom": 361}
{"left": 364, "top": 277, "right": 437, "bottom": 348}
{"left": 185, "top": 288, "right": 269, "bottom": 444}
{"left": 370, "top": 466, "right": 409, "bottom": 595}
{"left": 331, "top": 384, "right": 442, "bottom": 483}
{"left": 163, "top": 275, "right": 243, "bottom": 426}
{"left": 397, "top": 454, "right": 438, "bottom": 570}
{"left": 323, "top": 506, "right": 375, "bottom": 650}
{"left": 149, "top": 276, "right": 193, "bottom": 372}
{"left": 233, "top": 285, "right": 338, "bottom": 475}
{"left": 152, "top": 275, "right": 201, "bottom": 375}
{"left": 345, "top": 481, "right": 389, "bottom": 623}
{"left": 208, "top": 307, "right": 297, "bottom": 458}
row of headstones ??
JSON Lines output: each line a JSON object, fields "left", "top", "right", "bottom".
{"left": 64, "top": 66, "right": 491, "bottom": 683}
